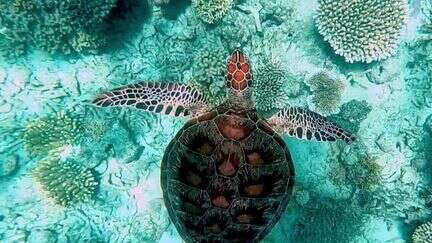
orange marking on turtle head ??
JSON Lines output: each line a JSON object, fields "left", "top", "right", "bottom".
{"left": 225, "top": 49, "right": 252, "bottom": 91}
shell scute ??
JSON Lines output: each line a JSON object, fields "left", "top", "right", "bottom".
{"left": 162, "top": 110, "right": 294, "bottom": 243}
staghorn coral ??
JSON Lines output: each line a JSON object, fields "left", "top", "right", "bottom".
{"left": 33, "top": 155, "right": 98, "bottom": 206}
{"left": 315, "top": 0, "right": 408, "bottom": 63}
{"left": 253, "top": 56, "right": 299, "bottom": 116}
{"left": 412, "top": 221, "right": 432, "bottom": 243}
{"left": 0, "top": 0, "right": 117, "bottom": 56}
{"left": 23, "top": 111, "right": 83, "bottom": 157}
{"left": 192, "top": 0, "right": 233, "bottom": 24}
{"left": 308, "top": 71, "right": 345, "bottom": 114}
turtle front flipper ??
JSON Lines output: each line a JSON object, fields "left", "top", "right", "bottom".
{"left": 92, "top": 82, "right": 210, "bottom": 116}
{"left": 267, "top": 107, "right": 355, "bottom": 144}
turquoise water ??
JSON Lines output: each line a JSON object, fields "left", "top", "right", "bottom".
{"left": 0, "top": 0, "right": 432, "bottom": 242}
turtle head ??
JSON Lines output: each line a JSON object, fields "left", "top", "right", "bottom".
{"left": 225, "top": 49, "right": 252, "bottom": 93}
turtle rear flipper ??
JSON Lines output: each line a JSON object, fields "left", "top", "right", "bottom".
{"left": 92, "top": 82, "right": 210, "bottom": 117}
{"left": 267, "top": 107, "right": 355, "bottom": 144}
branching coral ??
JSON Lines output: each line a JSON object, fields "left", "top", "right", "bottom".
{"left": 23, "top": 111, "right": 83, "bottom": 157}
{"left": 253, "top": 57, "right": 299, "bottom": 116}
{"left": 308, "top": 71, "right": 345, "bottom": 114}
{"left": 315, "top": 0, "right": 408, "bottom": 63}
{"left": 34, "top": 156, "right": 98, "bottom": 206}
{"left": 0, "top": 0, "right": 117, "bottom": 56}
{"left": 191, "top": 45, "right": 228, "bottom": 105}
{"left": 192, "top": 0, "right": 233, "bottom": 24}
{"left": 412, "top": 221, "right": 432, "bottom": 243}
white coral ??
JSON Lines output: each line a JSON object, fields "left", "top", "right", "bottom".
{"left": 413, "top": 221, "right": 432, "bottom": 243}
{"left": 315, "top": 0, "right": 408, "bottom": 63}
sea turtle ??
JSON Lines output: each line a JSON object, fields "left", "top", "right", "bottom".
{"left": 92, "top": 50, "right": 355, "bottom": 242}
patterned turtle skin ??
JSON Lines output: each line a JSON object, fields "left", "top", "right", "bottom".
{"left": 161, "top": 105, "right": 294, "bottom": 243}
{"left": 92, "top": 50, "right": 355, "bottom": 243}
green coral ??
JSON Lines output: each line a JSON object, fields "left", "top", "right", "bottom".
{"left": 192, "top": 0, "right": 233, "bottom": 24}
{"left": 315, "top": 0, "right": 408, "bottom": 63}
{"left": 328, "top": 99, "right": 372, "bottom": 134}
{"left": 328, "top": 142, "right": 382, "bottom": 192}
{"left": 253, "top": 57, "right": 299, "bottom": 116}
{"left": 412, "top": 221, "right": 432, "bottom": 243}
{"left": 23, "top": 111, "right": 83, "bottom": 157}
{"left": 308, "top": 71, "right": 345, "bottom": 114}
{"left": 0, "top": 0, "right": 117, "bottom": 56}
{"left": 352, "top": 155, "right": 382, "bottom": 191}
{"left": 191, "top": 45, "right": 228, "bottom": 105}
{"left": 34, "top": 155, "right": 98, "bottom": 206}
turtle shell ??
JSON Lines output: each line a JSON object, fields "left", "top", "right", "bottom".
{"left": 161, "top": 106, "right": 295, "bottom": 243}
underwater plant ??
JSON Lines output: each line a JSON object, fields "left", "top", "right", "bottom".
{"left": 328, "top": 100, "right": 372, "bottom": 134}
{"left": 315, "top": 0, "right": 408, "bottom": 63}
{"left": 33, "top": 155, "right": 98, "bottom": 206}
{"left": 308, "top": 71, "right": 345, "bottom": 114}
{"left": 23, "top": 111, "right": 83, "bottom": 157}
{"left": 412, "top": 221, "right": 432, "bottom": 243}
{"left": 191, "top": 0, "right": 233, "bottom": 24}
{"left": 253, "top": 57, "right": 298, "bottom": 116}
{"left": 0, "top": 0, "right": 117, "bottom": 56}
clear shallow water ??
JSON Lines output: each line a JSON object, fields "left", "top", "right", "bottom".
{"left": 0, "top": 0, "right": 431, "bottom": 242}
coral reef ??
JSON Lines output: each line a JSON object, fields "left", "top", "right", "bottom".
{"left": 23, "top": 111, "right": 83, "bottom": 157}
{"left": 154, "top": 0, "right": 170, "bottom": 5}
{"left": 329, "top": 142, "right": 383, "bottom": 192}
{"left": 412, "top": 221, "right": 432, "bottom": 243}
{"left": 33, "top": 155, "right": 98, "bottom": 206}
{"left": 0, "top": 155, "right": 18, "bottom": 177}
{"left": 253, "top": 56, "right": 299, "bottom": 116}
{"left": 191, "top": 0, "right": 233, "bottom": 24}
{"left": 315, "top": 0, "right": 408, "bottom": 63}
{"left": 351, "top": 155, "right": 382, "bottom": 191}
{"left": 328, "top": 100, "right": 372, "bottom": 134}
{"left": 0, "top": 0, "right": 117, "bottom": 56}
{"left": 293, "top": 196, "right": 366, "bottom": 242}
{"left": 422, "top": 0, "right": 432, "bottom": 34}
{"left": 191, "top": 44, "right": 228, "bottom": 105}
{"left": 128, "top": 199, "right": 171, "bottom": 241}
{"left": 308, "top": 71, "right": 345, "bottom": 114}
{"left": 328, "top": 149, "right": 381, "bottom": 193}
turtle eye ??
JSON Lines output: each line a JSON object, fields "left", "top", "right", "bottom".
{"left": 226, "top": 74, "right": 233, "bottom": 82}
